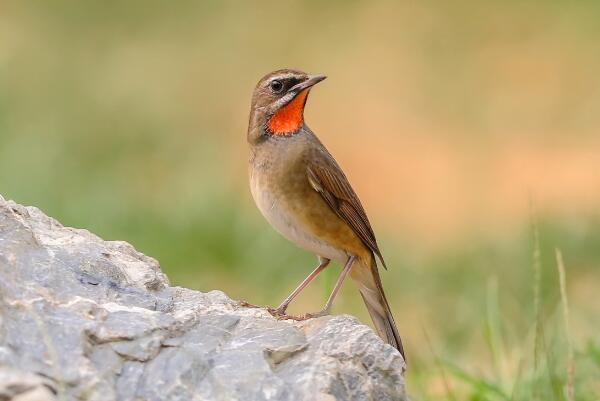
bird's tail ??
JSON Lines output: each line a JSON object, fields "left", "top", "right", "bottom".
{"left": 350, "top": 258, "right": 405, "bottom": 360}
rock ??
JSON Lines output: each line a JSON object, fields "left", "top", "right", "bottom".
{"left": 0, "top": 195, "right": 407, "bottom": 401}
{"left": 0, "top": 367, "right": 56, "bottom": 401}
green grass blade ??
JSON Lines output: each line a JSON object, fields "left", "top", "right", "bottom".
{"left": 556, "top": 248, "right": 575, "bottom": 401}
{"left": 443, "top": 361, "right": 511, "bottom": 401}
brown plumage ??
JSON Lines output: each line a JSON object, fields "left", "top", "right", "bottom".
{"left": 246, "top": 69, "right": 405, "bottom": 360}
{"left": 307, "top": 153, "right": 386, "bottom": 268}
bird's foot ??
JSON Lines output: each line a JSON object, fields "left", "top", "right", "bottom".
{"left": 266, "top": 306, "right": 288, "bottom": 318}
{"left": 283, "top": 309, "right": 331, "bottom": 321}
{"left": 238, "top": 300, "right": 262, "bottom": 309}
{"left": 264, "top": 307, "right": 305, "bottom": 321}
{"left": 239, "top": 302, "right": 329, "bottom": 321}
{"left": 239, "top": 302, "right": 294, "bottom": 319}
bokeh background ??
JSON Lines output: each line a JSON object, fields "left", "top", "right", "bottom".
{"left": 1, "top": 1, "right": 599, "bottom": 399}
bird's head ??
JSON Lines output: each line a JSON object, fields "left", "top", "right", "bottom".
{"left": 248, "top": 69, "right": 326, "bottom": 141}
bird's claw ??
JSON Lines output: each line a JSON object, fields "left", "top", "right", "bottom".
{"left": 282, "top": 309, "right": 330, "bottom": 321}
{"left": 240, "top": 302, "right": 330, "bottom": 321}
{"left": 239, "top": 300, "right": 262, "bottom": 309}
{"left": 267, "top": 307, "right": 323, "bottom": 321}
{"left": 240, "top": 303, "right": 293, "bottom": 319}
{"left": 266, "top": 307, "right": 290, "bottom": 319}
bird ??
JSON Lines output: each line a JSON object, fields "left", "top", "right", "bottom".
{"left": 246, "top": 68, "right": 405, "bottom": 359}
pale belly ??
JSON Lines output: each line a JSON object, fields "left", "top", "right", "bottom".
{"left": 250, "top": 174, "right": 348, "bottom": 262}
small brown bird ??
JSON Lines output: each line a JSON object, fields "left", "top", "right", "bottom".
{"left": 246, "top": 69, "right": 404, "bottom": 358}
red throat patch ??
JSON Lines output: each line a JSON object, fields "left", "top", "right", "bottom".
{"left": 267, "top": 90, "right": 309, "bottom": 135}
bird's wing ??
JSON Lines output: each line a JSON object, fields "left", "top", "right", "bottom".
{"left": 306, "top": 151, "right": 386, "bottom": 268}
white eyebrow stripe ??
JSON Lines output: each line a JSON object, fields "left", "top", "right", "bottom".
{"left": 267, "top": 74, "right": 297, "bottom": 84}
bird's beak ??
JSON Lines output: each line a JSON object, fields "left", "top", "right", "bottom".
{"left": 290, "top": 74, "right": 327, "bottom": 93}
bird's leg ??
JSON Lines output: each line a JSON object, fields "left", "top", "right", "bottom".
{"left": 267, "top": 257, "right": 330, "bottom": 318}
{"left": 289, "top": 255, "right": 356, "bottom": 321}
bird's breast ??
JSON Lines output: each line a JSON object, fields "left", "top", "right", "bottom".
{"left": 249, "top": 145, "right": 349, "bottom": 262}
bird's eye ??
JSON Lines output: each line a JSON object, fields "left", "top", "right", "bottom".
{"left": 270, "top": 80, "right": 284, "bottom": 93}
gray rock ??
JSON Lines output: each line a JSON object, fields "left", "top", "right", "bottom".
{"left": 0, "top": 195, "right": 407, "bottom": 401}
{"left": 0, "top": 367, "right": 56, "bottom": 401}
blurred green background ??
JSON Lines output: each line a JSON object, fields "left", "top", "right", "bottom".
{"left": 2, "top": 1, "right": 599, "bottom": 399}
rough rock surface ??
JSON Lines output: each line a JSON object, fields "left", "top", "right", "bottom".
{"left": 0, "top": 195, "right": 406, "bottom": 401}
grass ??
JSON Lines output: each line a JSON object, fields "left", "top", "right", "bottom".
{"left": 404, "top": 222, "right": 598, "bottom": 401}
{"left": 556, "top": 248, "right": 575, "bottom": 401}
